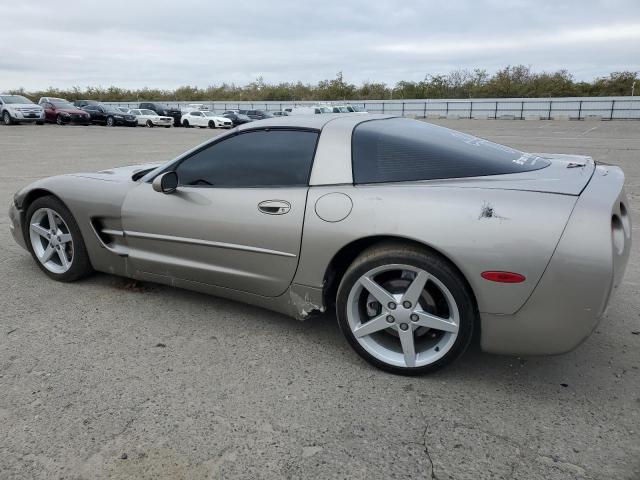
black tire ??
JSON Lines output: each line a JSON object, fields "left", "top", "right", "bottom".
{"left": 336, "top": 242, "right": 476, "bottom": 375}
{"left": 56, "top": 114, "right": 65, "bottom": 125}
{"left": 182, "top": 119, "right": 190, "bottom": 128}
{"left": 24, "top": 195, "right": 93, "bottom": 282}
{"left": 3, "top": 111, "right": 14, "bottom": 125}
{"left": 106, "top": 116, "right": 115, "bottom": 127}
{"left": 36, "top": 121, "right": 44, "bottom": 125}
{"left": 208, "top": 120, "right": 216, "bottom": 129}
{"left": 145, "top": 120, "right": 154, "bottom": 128}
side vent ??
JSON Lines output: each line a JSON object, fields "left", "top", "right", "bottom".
{"left": 90, "top": 218, "right": 128, "bottom": 257}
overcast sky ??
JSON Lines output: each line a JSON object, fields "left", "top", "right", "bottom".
{"left": 1, "top": 0, "right": 639, "bottom": 90}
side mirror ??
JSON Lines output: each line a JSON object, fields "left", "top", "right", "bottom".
{"left": 152, "top": 171, "right": 178, "bottom": 194}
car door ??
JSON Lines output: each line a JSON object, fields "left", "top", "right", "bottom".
{"left": 82, "top": 106, "right": 98, "bottom": 122}
{"left": 43, "top": 102, "right": 55, "bottom": 122}
{"left": 192, "top": 111, "right": 205, "bottom": 126}
{"left": 121, "top": 128, "right": 319, "bottom": 297}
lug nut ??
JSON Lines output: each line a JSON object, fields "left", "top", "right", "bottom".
{"left": 387, "top": 302, "right": 396, "bottom": 310}
{"left": 386, "top": 315, "right": 395, "bottom": 323}
{"left": 403, "top": 301, "right": 412, "bottom": 309}
{"left": 410, "top": 314, "right": 419, "bottom": 322}
{"left": 399, "top": 323, "right": 409, "bottom": 331}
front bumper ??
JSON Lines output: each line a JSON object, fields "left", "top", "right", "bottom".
{"left": 12, "top": 110, "right": 45, "bottom": 122}
{"left": 8, "top": 203, "right": 27, "bottom": 251}
{"left": 480, "top": 165, "right": 631, "bottom": 355}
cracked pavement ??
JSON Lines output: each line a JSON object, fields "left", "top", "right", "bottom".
{"left": 1, "top": 120, "right": 639, "bottom": 479}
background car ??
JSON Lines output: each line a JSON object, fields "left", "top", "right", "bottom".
{"left": 38, "top": 97, "right": 91, "bottom": 125}
{"left": 8, "top": 115, "right": 630, "bottom": 375}
{"left": 330, "top": 105, "right": 350, "bottom": 113}
{"left": 181, "top": 103, "right": 210, "bottom": 113}
{"left": 128, "top": 108, "right": 173, "bottom": 128}
{"left": 0, "top": 94, "right": 45, "bottom": 125}
{"left": 288, "top": 106, "right": 324, "bottom": 115}
{"left": 246, "top": 109, "right": 273, "bottom": 120}
{"left": 345, "top": 104, "right": 368, "bottom": 113}
{"left": 138, "top": 102, "right": 182, "bottom": 126}
{"left": 222, "top": 111, "right": 253, "bottom": 126}
{"left": 73, "top": 99, "right": 100, "bottom": 108}
{"left": 81, "top": 104, "right": 137, "bottom": 127}
{"left": 271, "top": 111, "right": 289, "bottom": 116}
{"left": 181, "top": 111, "right": 233, "bottom": 128}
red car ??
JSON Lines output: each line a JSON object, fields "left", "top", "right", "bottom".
{"left": 38, "top": 97, "right": 92, "bottom": 125}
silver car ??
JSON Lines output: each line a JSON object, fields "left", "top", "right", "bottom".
{"left": 8, "top": 115, "right": 631, "bottom": 374}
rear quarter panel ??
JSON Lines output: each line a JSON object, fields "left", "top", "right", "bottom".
{"left": 294, "top": 184, "right": 578, "bottom": 315}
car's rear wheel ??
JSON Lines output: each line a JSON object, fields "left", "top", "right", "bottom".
{"left": 336, "top": 243, "right": 475, "bottom": 375}
{"left": 106, "top": 116, "right": 115, "bottom": 127}
{"left": 3, "top": 111, "right": 14, "bottom": 125}
{"left": 208, "top": 120, "right": 216, "bottom": 129}
{"left": 25, "top": 196, "right": 93, "bottom": 282}
{"left": 146, "top": 120, "right": 154, "bottom": 128}
{"left": 182, "top": 119, "right": 190, "bottom": 128}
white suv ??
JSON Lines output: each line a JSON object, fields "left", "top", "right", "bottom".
{"left": 0, "top": 94, "right": 45, "bottom": 125}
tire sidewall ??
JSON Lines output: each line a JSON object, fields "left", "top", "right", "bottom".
{"left": 336, "top": 248, "right": 475, "bottom": 375}
{"left": 56, "top": 114, "right": 64, "bottom": 125}
{"left": 24, "top": 196, "right": 93, "bottom": 282}
{"left": 146, "top": 120, "right": 154, "bottom": 128}
{"left": 106, "top": 116, "right": 114, "bottom": 127}
{"left": 208, "top": 120, "right": 215, "bottom": 129}
{"left": 3, "top": 111, "right": 12, "bottom": 125}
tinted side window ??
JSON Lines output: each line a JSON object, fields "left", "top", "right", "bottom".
{"left": 176, "top": 130, "right": 318, "bottom": 187}
{"left": 352, "top": 118, "right": 550, "bottom": 184}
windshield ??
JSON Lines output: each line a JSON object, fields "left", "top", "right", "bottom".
{"left": 51, "top": 101, "right": 76, "bottom": 109}
{"left": 1, "top": 95, "right": 33, "bottom": 104}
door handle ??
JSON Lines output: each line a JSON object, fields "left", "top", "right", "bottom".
{"left": 258, "top": 200, "right": 291, "bottom": 215}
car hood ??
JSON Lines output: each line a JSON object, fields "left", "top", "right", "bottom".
{"left": 56, "top": 107, "right": 88, "bottom": 114}
{"left": 67, "top": 163, "right": 163, "bottom": 182}
{"left": 7, "top": 103, "right": 42, "bottom": 109}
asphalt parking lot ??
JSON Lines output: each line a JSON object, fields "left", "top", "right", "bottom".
{"left": 1, "top": 120, "right": 639, "bottom": 480}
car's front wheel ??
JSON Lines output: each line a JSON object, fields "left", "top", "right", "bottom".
{"left": 56, "top": 114, "right": 65, "bottom": 125}
{"left": 208, "top": 120, "right": 216, "bottom": 129}
{"left": 106, "top": 116, "right": 115, "bottom": 127}
{"left": 3, "top": 111, "right": 14, "bottom": 125}
{"left": 182, "top": 119, "right": 190, "bottom": 128}
{"left": 25, "top": 196, "right": 93, "bottom": 282}
{"left": 145, "top": 120, "right": 154, "bottom": 128}
{"left": 336, "top": 243, "right": 475, "bottom": 375}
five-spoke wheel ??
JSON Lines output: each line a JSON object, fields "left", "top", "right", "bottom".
{"left": 25, "top": 196, "right": 93, "bottom": 282}
{"left": 29, "top": 208, "right": 74, "bottom": 274}
{"left": 337, "top": 244, "right": 474, "bottom": 374}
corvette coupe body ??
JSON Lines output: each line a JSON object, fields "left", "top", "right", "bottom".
{"left": 8, "top": 115, "right": 631, "bottom": 374}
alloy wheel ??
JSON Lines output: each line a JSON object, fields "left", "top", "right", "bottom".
{"left": 346, "top": 264, "right": 459, "bottom": 368}
{"left": 28, "top": 208, "right": 74, "bottom": 274}
{"left": 3, "top": 112, "right": 10, "bottom": 125}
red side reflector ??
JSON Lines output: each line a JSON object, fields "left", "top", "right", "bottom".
{"left": 481, "top": 271, "right": 526, "bottom": 283}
